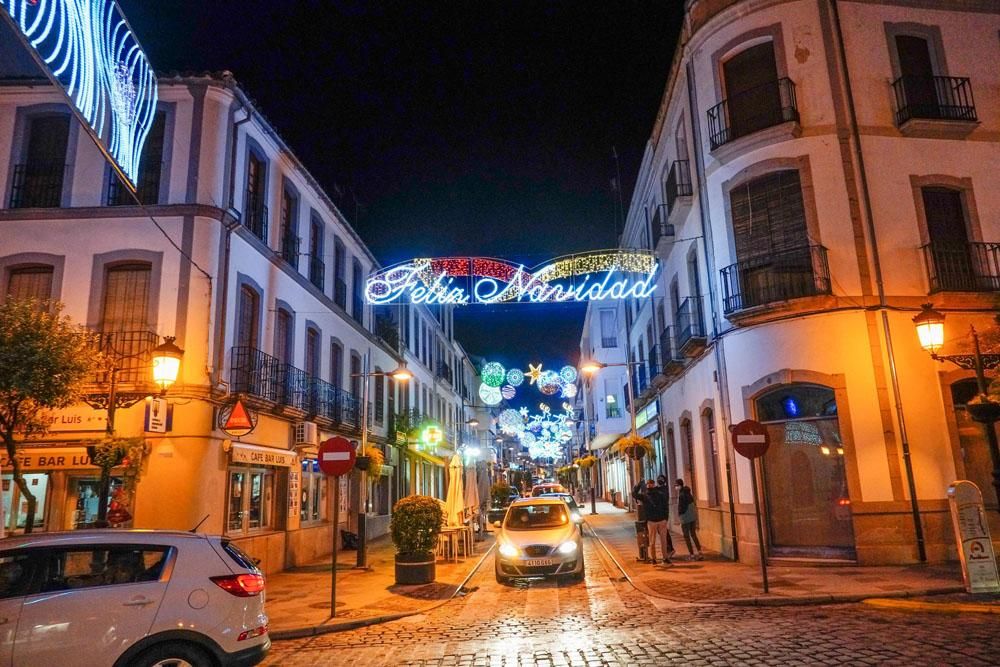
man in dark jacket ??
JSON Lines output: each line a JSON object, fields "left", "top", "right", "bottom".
{"left": 636, "top": 476, "right": 673, "bottom": 564}
{"left": 675, "top": 478, "right": 703, "bottom": 560}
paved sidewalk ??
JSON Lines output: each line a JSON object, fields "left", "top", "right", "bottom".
{"left": 266, "top": 530, "right": 495, "bottom": 638}
{"left": 585, "top": 501, "right": 969, "bottom": 606}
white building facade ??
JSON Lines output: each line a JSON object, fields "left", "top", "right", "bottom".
{"left": 583, "top": 0, "right": 1000, "bottom": 565}
{"left": 0, "top": 72, "right": 476, "bottom": 572}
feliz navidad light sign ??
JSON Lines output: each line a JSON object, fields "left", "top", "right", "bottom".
{"left": 0, "top": 0, "right": 158, "bottom": 190}
{"left": 365, "top": 250, "right": 658, "bottom": 306}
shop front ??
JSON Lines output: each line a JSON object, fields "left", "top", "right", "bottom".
{"left": 635, "top": 401, "right": 661, "bottom": 484}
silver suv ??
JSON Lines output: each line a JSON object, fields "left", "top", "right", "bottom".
{"left": 0, "top": 530, "right": 269, "bottom": 666}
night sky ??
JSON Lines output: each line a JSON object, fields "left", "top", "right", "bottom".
{"left": 118, "top": 3, "right": 681, "bottom": 366}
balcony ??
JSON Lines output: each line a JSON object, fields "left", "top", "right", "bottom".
{"left": 229, "top": 346, "right": 359, "bottom": 428}
{"left": 707, "top": 78, "right": 798, "bottom": 151}
{"left": 107, "top": 166, "right": 160, "bottom": 206}
{"left": 436, "top": 361, "right": 453, "bottom": 384}
{"left": 632, "top": 362, "right": 649, "bottom": 399}
{"left": 308, "top": 255, "right": 325, "bottom": 291}
{"left": 650, "top": 205, "right": 673, "bottom": 254}
{"left": 675, "top": 297, "right": 707, "bottom": 356}
{"left": 649, "top": 328, "right": 686, "bottom": 384}
{"left": 334, "top": 277, "right": 347, "bottom": 309}
{"left": 665, "top": 160, "right": 693, "bottom": 216}
{"left": 9, "top": 162, "right": 65, "bottom": 208}
{"left": 892, "top": 75, "right": 976, "bottom": 128}
{"left": 923, "top": 241, "right": 1000, "bottom": 293}
{"left": 600, "top": 336, "right": 618, "bottom": 348}
{"left": 280, "top": 233, "right": 300, "bottom": 268}
{"left": 90, "top": 330, "right": 160, "bottom": 384}
{"left": 720, "top": 245, "right": 831, "bottom": 315}
{"left": 243, "top": 192, "right": 268, "bottom": 242}
{"left": 375, "top": 315, "right": 400, "bottom": 352}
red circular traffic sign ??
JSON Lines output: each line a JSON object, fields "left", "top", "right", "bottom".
{"left": 731, "top": 419, "right": 770, "bottom": 459}
{"left": 318, "top": 437, "right": 356, "bottom": 476}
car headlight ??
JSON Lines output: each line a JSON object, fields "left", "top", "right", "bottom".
{"left": 498, "top": 543, "right": 519, "bottom": 558}
{"left": 557, "top": 541, "right": 577, "bottom": 555}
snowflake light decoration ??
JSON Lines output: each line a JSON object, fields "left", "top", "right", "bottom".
{"left": 481, "top": 362, "right": 506, "bottom": 388}
{"left": 479, "top": 383, "right": 502, "bottom": 406}
{"left": 506, "top": 368, "right": 525, "bottom": 387}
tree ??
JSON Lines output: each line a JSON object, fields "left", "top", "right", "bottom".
{"left": 0, "top": 299, "right": 97, "bottom": 533}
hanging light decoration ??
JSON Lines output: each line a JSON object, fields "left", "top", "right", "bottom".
{"left": 481, "top": 362, "right": 506, "bottom": 388}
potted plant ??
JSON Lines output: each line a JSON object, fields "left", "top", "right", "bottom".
{"left": 967, "top": 393, "right": 1000, "bottom": 424}
{"left": 390, "top": 495, "right": 443, "bottom": 584}
{"left": 578, "top": 454, "right": 598, "bottom": 469}
{"left": 612, "top": 434, "right": 654, "bottom": 460}
{"left": 366, "top": 447, "right": 385, "bottom": 477}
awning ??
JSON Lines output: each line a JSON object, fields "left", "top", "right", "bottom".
{"left": 1, "top": 446, "right": 96, "bottom": 471}
{"left": 407, "top": 445, "right": 446, "bottom": 467}
{"left": 590, "top": 432, "right": 623, "bottom": 451}
{"left": 229, "top": 443, "right": 297, "bottom": 467}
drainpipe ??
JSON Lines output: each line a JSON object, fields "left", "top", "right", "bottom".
{"left": 829, "top": 0, "right": 926, "bottom": 562}
{"left": 685, "top": 59, "right": 740, "bottom": 562}
{"left": 213, "top": 99, "right": 254, "bottom": 387}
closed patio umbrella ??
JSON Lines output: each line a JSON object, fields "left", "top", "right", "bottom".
{"left": 464, "top": 463, "right": 479, "bottom": 513}
{"left": 444, "top": 454, "right": 464, "bottom": 527}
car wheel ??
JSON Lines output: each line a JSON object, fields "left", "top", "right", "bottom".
{"left": 133, "top": 641, "right": 214, "bottom": 667}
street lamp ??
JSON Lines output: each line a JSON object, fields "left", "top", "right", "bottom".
{"left": 913, "top": 303, "right": 1000, "bottom": 513}
{"left": 352, "top": 359, "right": 412, "bottom": 568}
{"left": 151, "top": 336, "right": 184, "bottom": 393}
{"left": 582, "top": 359, "right": 642, "bottom": 512}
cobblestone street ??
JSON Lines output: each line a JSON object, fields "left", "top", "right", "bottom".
{"left": 263, "top": 537, "right": 1000, "bottom": 666}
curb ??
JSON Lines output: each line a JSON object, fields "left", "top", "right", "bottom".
{"left": 270, "top": 542, "right": 496, "bottom": 640}
{"left": 862, "top": 597, "right": 1000, "bottom": 614}
{"left": 584, "top": 520, "right": 965, "bottom": 608}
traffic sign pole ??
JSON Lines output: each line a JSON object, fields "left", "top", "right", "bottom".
{"left": 318, "top": 437, "right": 356, "bottom": 619}
{"left": 331, "top": 477, "right": 339, "bottom": 617}
{"left": 731, "top": 419, "right": 771, "bottom": 594}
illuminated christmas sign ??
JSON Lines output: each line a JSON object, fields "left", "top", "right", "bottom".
{"left": 365, "top": 251, "right": 658, "bottom": 306}
{"left": 0, "top": 0, "right": 158, "bottom": 190}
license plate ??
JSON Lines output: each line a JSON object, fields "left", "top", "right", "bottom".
{"left": 525, "top": 558, "right": 555, "bottom": 567}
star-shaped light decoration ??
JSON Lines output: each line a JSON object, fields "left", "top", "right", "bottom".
{"left": 519, "top": 406, "right": 529, "bottom": 417}
{"left": 526, "top": 363, "right": 543, "bottom": 385}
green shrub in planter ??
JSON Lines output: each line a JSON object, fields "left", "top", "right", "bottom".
{"left": 390, "top": 495, "right": 443, "bottom": 584}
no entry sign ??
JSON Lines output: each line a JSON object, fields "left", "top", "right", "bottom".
{"left": 731, "top": 419, "right": 770, "bottom": 459}
{"left": 318, "top": 437, "right": 356, "bottom": 477}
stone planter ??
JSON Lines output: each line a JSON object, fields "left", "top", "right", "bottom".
{"left": 394, "top": 552, "right": 436, "bottom": 585}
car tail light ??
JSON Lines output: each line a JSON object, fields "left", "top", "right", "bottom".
{"left": 238, "top": 624, "right": 268, "bottom": 641}
{"left": 211, "top": 573, "right": 265, "bottom": 597}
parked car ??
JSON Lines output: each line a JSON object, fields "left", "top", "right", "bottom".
{"left": 540, "top": 493, "right": 584, "bottom": 522}
{"left": 529, "top": 483, "right": 567, "bottom": 497}
{"left": 494, "top": 497, "right": 584, "bottom": 584}
{"left": 0, "top": 530, "right": 269, "bottom": 667}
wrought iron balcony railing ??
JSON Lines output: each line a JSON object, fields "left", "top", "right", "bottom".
{"left": 665, "top": 160, "right": 692, "bottom": 215}
{"left": 892, "top": 75, "right": 976, "bottom": 126}
{"left": 600, "top": 336, "right": 618, "bottom": 348}
{"left": 280, "top": 234, "right": 300, "bottom": 268}
{"left": 437, "top": 361, "right": 453, "bottom": 384}
{"left": 90, "top": 329, "right": 160, "bottom": 384}
{"left": 334, "top": 278, "right": 348, "bottom": 309}
{"left": 675, "top": 296, "right": 707, "bottom": 351}
{"left": 9, "top": 162, "right": 65, "bottom": 209}
{"left": 308, "top": 255, "right": 325, "bottom": 291}
{"left": 707, "top": 78, "right": 798, "bottom": 150}
{"left": 229, "top": 346, "right": 360, "bottom": 427}
{"left": 107, "top": 165, "right": 161, "bottom": 206}
{"left": 243, "top": 191, "right": 268, "bottom": 242}
{"left": 923, "top": 241, "right": 1000, "bottom": 293}
{"left": 720, "top": 245, "right": 831, "bottom": 314}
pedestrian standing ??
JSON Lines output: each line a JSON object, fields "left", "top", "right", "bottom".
{"left": 635, "top": 478, "right": 673, "bottom": 565}
{"left": 631, "top": 480, "right": 650, "bottom": 562}
{"left": 675, "top": 478, "right": 703, "bottom": 560}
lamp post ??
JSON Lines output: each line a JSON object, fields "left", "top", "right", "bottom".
{"left": 582, "top": 360, "right": 640, "bottom": 511}
{"left": 85, "top": 334, "right": 183, "bottom": 528}
{"left": 352, "top": 358, "right": 412, "bottom": 568}
{"left": 914, "top": 304, "right": 1000, "bottom": 512}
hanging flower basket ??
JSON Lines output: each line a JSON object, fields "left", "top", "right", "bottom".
{"left": 967, "top": 395, "right": 1000, "bottom": 424}
{"left": 612, "top": 434, "right": 653, "bottom": 460}
{"left": 578, "top": 455, "right": 598, "bottom": 469}
{"left": 367, "top": 448, "right": 385, "bottom": 477}
{"left": 355, "top": 455, "right": 371, "bottom": 471}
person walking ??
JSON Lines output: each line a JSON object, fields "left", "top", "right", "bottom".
{"left": 636, "top": 477, "right": 673, "bottom": 565}
{"left": 675, "top": 478, "right": 703, "bottom": 560}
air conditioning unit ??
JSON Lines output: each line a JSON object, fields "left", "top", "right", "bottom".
{"left": 293, "top": 421, "right": 318, "bottom": 446}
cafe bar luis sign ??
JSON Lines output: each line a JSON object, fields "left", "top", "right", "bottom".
{"left": 365, "top": 250, "right": 659, "bottom": 306}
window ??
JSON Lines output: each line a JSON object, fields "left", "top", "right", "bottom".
{"left": 333, "top": 238, "right": 347, "bottom": 308}
{"left": 680, "top": 418, "right": 696, "bottom": 491}
{"left": 274, "top": 308, "right": 293, "bottom": 364}
{"left": 108, "top": 111, "right": 166, "bottom": 205}
{"left": 374, "top": 371, "right": 385, "bottom": 425}
{"left": 300, "top": 459, "right": 327, "bottom": 524}
{"left": 921, "top": 187, "right": 983, "bottom": 292}
{"left": 0, "top": 552, "right": 38, "bottom": 599}
{"left": 101, "top": 263, "right": 151, "bottom": 332}
{"left": 35, "top": 547, "right": 169, "bottom": 592}
{"left": 330, "top": 342, "right": 343, "bottom": 389}
{"left": 5, "top": 265, "right": 53, "bottom": 303}
{"left": 236, "top": 285, "right": 260, "bottom": 349}
{"left": 280, "top": 189, "right": 299, "bottom": 267}
{"left": 605, "top": 382, "right": 621, "bottom": 418}
{"left": 701, "top": 408, "right": 721, "bottom": 507}
{"left": 309, "top": 215, "right": 324, "bottom": 290}
{"left": 226, "top": 466, "right": 275, "bottom": 534}
{"left": 351, "top": 259, "right": 364, "bottom": 325}
{"left": 11, "top": 114, "right": 70, "bottom": 208}
{"left": 350, "top": 353, "right": 361, "bottom": 399}
{"left": 1, "top": 473, "right": 49, "bottom": 533}
{"left": 305, "top": 328, "right": 320, "bottom": 377}
{"left": 244, "top": 151, "right": 268, "bottom": 240}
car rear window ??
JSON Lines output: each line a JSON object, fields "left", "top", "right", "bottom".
{"left": 222, "top": 540, "right": 260, "bottom": 572}
{"left": 505, "top": 504, "right": 570, "bottom": 530}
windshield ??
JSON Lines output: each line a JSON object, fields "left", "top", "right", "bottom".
{"left": 505, "top": 503, "right": 570, "bottom": 530}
